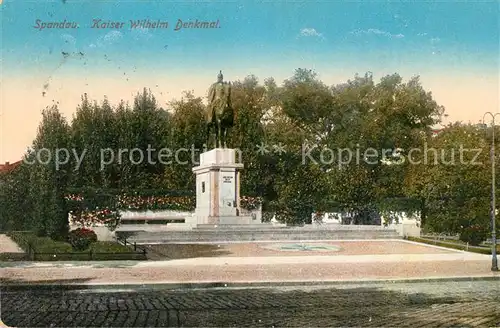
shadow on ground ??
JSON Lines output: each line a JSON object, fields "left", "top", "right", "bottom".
{"left": 1, "top": 284, "right": 498, "bottom": 327}
{"left": 0, "top": 277, "right": 94, "bottom": 291}
{"left": 0, "top": 260, "right": 141, "bottom": 268}
{"left": 0, "top": 252, "right": 28, "bottom": 261}
{"left": 145, "top": 244, "right": 232, "bottom": 260}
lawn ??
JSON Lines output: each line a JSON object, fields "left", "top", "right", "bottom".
{"left": 407, "top": 236, "right": 500, "bottom": 254}
{"left": 5, "top": 231, "right": 147, "bottom": 261}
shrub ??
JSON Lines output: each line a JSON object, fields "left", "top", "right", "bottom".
{"left": 407, "top": 236, "right": 500, "bottom": 254}
{"left": 68, "top": 228, "right": 98, "bottom": 251}
{"left": 459, "top": 225, "right": 488, "bottom": 246}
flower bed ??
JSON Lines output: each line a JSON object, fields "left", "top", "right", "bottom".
{"left": 240, "top": 196, "right": 263, "bottom": 211}
{"left": 66, "top": 192, "right": 263, "bottom": 228}
{"left": 69, "top": 209, "right": 121, "bottom": 229}
{"left": 117, "top": 195, "right": 195, "bottom": 211}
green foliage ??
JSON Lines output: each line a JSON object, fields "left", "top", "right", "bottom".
{"left": 6, "top": 231, "right": 37, "bottom": 250}
{"left": 229, "top": 76, "right": 269, "bottom": 198}
{"left": 89, "top": 241, "right": 131, "bottom": 253}
{"left": 163, "top": 91, "right": 206, "bottom": 190}
{"left": 34, "top": 238, "right": 74, "bottom": 253}
{"left": 404, "top": 123, "right": 493, "bottom": 233}
{"left": 5, "top": 69, "right": 478, "bottom": 232}
{"left": 6, "top": 231, "right": 144, "bottom": 261}
{"left": 67, "top": 228, "right": 98, "bottom": 251}
{"left": 24, "top": 106, "right": 71, "bottom": 240}
{"left": 7, "top": 231, "right": 73, "bottom": 253}
{"left": 459, "top": 225, "right": 489, "bottom": 246}
{"left": 0, "top": 162, "right": 32, "bottom": 231}
{"left": 406, "top": 236, "right": 499, "bottom": 254}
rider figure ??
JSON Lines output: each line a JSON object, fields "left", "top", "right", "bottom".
{"left": 207, "top": 71, "right": 232, "bottom": 148}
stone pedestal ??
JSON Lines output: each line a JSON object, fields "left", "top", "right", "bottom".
{"left": 192, "top": 148, "right": 251, "bottom": 225}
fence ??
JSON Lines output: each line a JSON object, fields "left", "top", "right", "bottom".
{"left": 115, "top": 235, "right": 149, "bottom": 257}
{"left": 7, "top": 231, "right": 147, "bottom": 261}
{"left": 26, "top": 245, "right": 147, "bottom": 261}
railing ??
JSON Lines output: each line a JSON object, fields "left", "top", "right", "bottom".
{"left": 406, "top": 236, "right": 496, "bottom": 254}
{"left": 119, "top": 218, "right": 186, "bottom": 225}
{"left": 422, "top": 233, "right": 459, "bottom": 241}
{"left": 26, "top": 247, "right": 147, "bottom": 261}
{"left": 115, "top": 235, "right": 148, "bottom": 256}
{"left": 7, "top": 231, "right": 148, "bottom": 261}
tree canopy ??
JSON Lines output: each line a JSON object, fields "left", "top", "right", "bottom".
{"left": 1, "top": 70, "right": 496, "bottom": 236}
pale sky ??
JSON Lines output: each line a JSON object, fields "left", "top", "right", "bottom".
{"left": 2, "top": 69, "right": 497, "bottom": 163}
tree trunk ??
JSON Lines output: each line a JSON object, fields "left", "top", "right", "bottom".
{"left": 420, "top": 197, "right": 427, "bottom": 228}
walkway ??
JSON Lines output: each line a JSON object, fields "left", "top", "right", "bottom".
{"left": 0, "top": 243, "right": 497, "bottom": 286}
{"left": 0, "top": 234, "right": 23, "bottom": 253}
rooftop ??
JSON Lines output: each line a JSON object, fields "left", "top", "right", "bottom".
{"left": 0, "top": 160, "right": 22, "bottom": 174}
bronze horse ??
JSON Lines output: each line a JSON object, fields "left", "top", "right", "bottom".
{"left": 206, "top": 71, "right": 234, "bottom": 148}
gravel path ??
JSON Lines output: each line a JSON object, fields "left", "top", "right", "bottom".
{"left": 0, "top": 240, "right": 495, "bottom": 285}
{"left": 144, "top": 240, "right": 455, "bottom": 259}
{"left": 0, "top": 234, "right": 23, "bottom": 253}
{"left": 1, "top": 259, "right": 498, "bottom": 285}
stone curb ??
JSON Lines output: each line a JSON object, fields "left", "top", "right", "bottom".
{"left": 1, "top": 275, "right": 499, "bottom": 292}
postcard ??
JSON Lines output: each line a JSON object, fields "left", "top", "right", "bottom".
{"left": 0, "top": 1, "right": 499, "bottom": 327}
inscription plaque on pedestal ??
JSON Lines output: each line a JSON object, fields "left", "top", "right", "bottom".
{"left": 192, "top": 148, "right": 251, "bottom": 225}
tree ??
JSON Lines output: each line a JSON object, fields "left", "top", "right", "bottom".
{"left": 6, "top": 70, "right": 458, "bottom": 232}
{"left": 163, "top": 91, "right": 206, "bottom": 190}
{"left": 29, "top": 105, "right": 72, "bottom": 239}
{"left": 404, "top": 123, "right": 495, "bottom": 234}
{"left": 131, "top": 88, "right": 169, "bottom": 188}
{"left": 322, "top": 73, "right": 443, "bottom": 222}
{"left": 68, "top": 89, "right": 173, "bottom": 190}
{"left": 262, "top": 69, "right": 332, "bottom": 224}
{"left": 70, "top": 94, "right": 119, "bottom": 188}
{"left": 0, "top": 159, "right": 32, "bottom": 231}
{"left": 228, "top": 75, "right": 269, "bottom": 197}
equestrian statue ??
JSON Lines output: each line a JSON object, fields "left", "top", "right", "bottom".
{"left": 206, "top": 71, "right": 234, "bottom": 149}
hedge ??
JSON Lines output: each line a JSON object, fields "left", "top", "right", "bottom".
{"left": 6, "top": 231, "right": 146, "bottom": 261}
{"left": 89, "top": 241, "right": 131, "bottom": 253}
{"left": 407, "top": 236, "right": 500, "bottom": 255}
{"left": 65, "top": 187, "right": 194, "bottom": 198}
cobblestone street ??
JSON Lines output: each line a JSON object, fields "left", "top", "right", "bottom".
{"left": 1, "top": 280, "right": 499, "bottom": 327}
